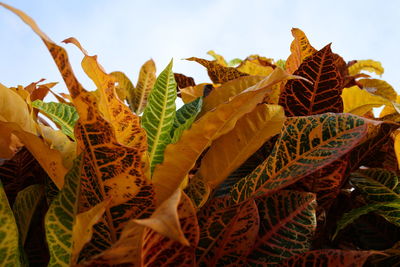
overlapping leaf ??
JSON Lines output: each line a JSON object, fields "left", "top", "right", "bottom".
{"left": 131, "top": 59, "right": 156, "bottom": 114}
{"left": 174, "top": 73, "right": 196, "bottom": 90}
{"left": 12, "top": 184, "right": 44, "bottom": 245}
{"left": 359, "top": 78, "right": 397, "bottom": 101}
{"left": 32, "top": 100, "right": 78, "bottom": 140}
{"left": 348, "top": 59, "right": 384, "bottom": 76}
{"left": 230, "top": 113, "right": 375, "bottom": 204}
{"left": 170, "top": 97, "right": 202, "bottom": 143}
{"left": 196, "top": 196, "right": 259, "bottom": 266}
{"left": 109, "top": 71, "right": 132, "bottom": 103}
{"left": 142, "top": 60, "right": 177, "bottom": 172}
{"left": 1, "top": 5, "right": 156, "bottom": 260}
{"left": 201, "top": 75, "right": 265, "bottom": 115}
{"left": 279, "top": 44, "right": 344, "bottom": 116}
{"left": 152, "top": 68, "right": 294, "bottom": 204}
{"left": 0, "top": 180, "right": 23, "bottom": 266}
{"left": 247, "top": 190, "right": 316, "bottom": 265}
{"left": 186, "top": 57, "right": 248, "bottom": 83}
{"left": 198, "top": 104, "right": 285, "bottom": 189}
{"left": 141, "top": 192, "right": 199, "bottom": 266}
{"left": 285, "top": 28, "right": 317, "bottom": 74}
{"left": 180, "top": 83, "right": 212, "bottom": 104}
{"left": 280, "top": 249, "right": 376, "bottom": 266}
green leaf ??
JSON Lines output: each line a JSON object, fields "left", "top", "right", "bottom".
{"left": 142, "top": 59, "right": 177, "bottom": 172}
{"left": 227, "top": 58, "right": 242, "bottom": 67}
{"left": 0, "top": 180, "right": 23, "bottom": 266}
{"left": 45, "top": 154, "right": 83, "bottom": 266}
{"left": 170, "top": 97, "right": 202, "bottom": 143}
{"left": 32, "top": 100, "right": 79, "bottom": 140}
{"left": 12, "top": 184, "right": 44, "bottom": 245}
{"left": 230, "top": 113, "right": 372, "bottom": 204}
{"left": 247, "top": 190, "right": 317, "bottom": 265}
{"left": 350, "top": 170, "right": 400, "bottom": 203}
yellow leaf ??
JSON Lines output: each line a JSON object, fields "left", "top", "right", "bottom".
{"left": 394, "top": 130, "right": 400, "bottom": 170}
{"left": 131, "top": 59, "right": 157, "bottom": 114}
{"left": 198, "top": 104, "right": 285, "bottom": 188}
{"left": 380, "top": 95, "right": 400, "bottom": 118}
{"left": 0, "top": 121, "right": 67, "bottom": 189}
{"left": 207, "top": 50, "right": 227, "bottom": 66}
{"left": 237, "top": 60, "right": 274, "bottom": 76}
{"left": 133, "top": 189, "right": 189, "bottom": 246}
{"left": 358, "top": 78, "right": 397, "bottom": 101}
{"left": 342, "top": 86, "right": 391, "bottom": 116}
{"left": 109, "top": 71, "right": 131, "bottom": 101}
{"left": 286, "top": 28, "right": 317, "bottom": 74}
{"left": 201, "top": 76, "right": 265, "bottom": 115}
{"left": 38, "top": 124, "right": 76, "bottom": 169}
{"left": 72, "top": 199, "right": 110, "bottom": 264}
{"left": 348, "top": 59, "right": 384, "bottom": 76}
{"left": 153, "top": 68, "right": 297, "bottom": 203}
{"left": 181, "top": 83, "right": 211, "bottom": 103}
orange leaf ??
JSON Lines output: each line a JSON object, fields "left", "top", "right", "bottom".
{"left": 286, "top": 28, "right": 317, "bottom": 74}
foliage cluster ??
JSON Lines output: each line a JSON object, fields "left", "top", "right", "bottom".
{"left": 1, "top": 3, "right": 400, "bottom": 266}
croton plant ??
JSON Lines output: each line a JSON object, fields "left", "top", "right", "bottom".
{"left": 0, "top": 2, "right": 399, "bottom": 267}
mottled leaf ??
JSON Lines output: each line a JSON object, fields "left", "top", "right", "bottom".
{"left": 171, "top": 97, "right": 202, "bottom": 143}
{"left": 0, "top": 180, "right": 23, "bottom": 266}
{"left": 247, "top": 190, "right": 316, "bottom": 265}
{"left": 196, "top": 196, "right": 259, "bottom": 266}
{"left": 32, "top": 100, "right": 78, "bottom": 140}
{"left": 12, "top": 184, "right": 44, "bottom": 245}
{"left": 142, "top": 60, "right": 177, "bottom": 172}
{"left": 279, "top": 44, "right": 343, "bottom": 116}
{"left": 348, "top": 59, "right": 384, "bottom": 76}
{"left": 174, "top": 73, "right": 196, "bottom": 90}
{"left": 186, "top": 57, "right": 248, "bottom": 84}
{"left": 286, "top": 28, "right": 317, "bottom": 74}
{"left": 207, "top": 50, "right": 227, "bottom": 66}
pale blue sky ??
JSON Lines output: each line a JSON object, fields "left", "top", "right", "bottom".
{"left": 1, "top": 0, "right": 399, "bottom": 97}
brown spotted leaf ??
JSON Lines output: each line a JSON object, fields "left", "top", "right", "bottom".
{"left": 196, "top": 196, "right": 259, "bottom": 266}
{"left": 247, "top": 190, "right": 316, "bottom": 265}
{"left": 286, "top": 28, "right": 317, "bottom": 74}
{"left": 279, "top": 44, "right": 344, "bottom": 116}
{"left": 186, "top": 57, "right": 248, "bottom": 83}
{"left": 280, "top": 249, "right": 377, "bottom": 266}
{"left": 174, "top": 73, "right": 196, "bottom": 89}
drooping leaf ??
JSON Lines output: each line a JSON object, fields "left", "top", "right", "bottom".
{"left": 247, "top": 190, "right": 316, "bottom": 265}
{"left": 342, "top": 85, "right": 391, "bottom": 116}
{"left": 180, "top": 83, "right": 212, "bottom": 104}
{"left": 142, "top": 60, "right": 177, "bottom": 172}
{"left": 109, "top": 71, "right": 133, "bottom": 102}
{"left": 279, "top": 44, "right": 344, "bottom": 116}
{"left": 0, "top": 121, "right": 68, "bottom": 189}
{"left": 12, "top": 184, "right": 44, "bottom": 245}
{"left": 45, "top": 155, "right": 83, "bottom": 266}
{"left": 32, "top": 100, "right": 78, "bottom": 140}
{"left": 358, "top": 78, "right": 397, "bottom": 101}
{"left": 280, "top": 249, "right": 376, "bottom": 267}
{"left": 1, "top": 6, "right": 156, "bottom": 260}
{"left": 152, "top": 68, "right": 295, "bottom": 204}
{"left": 207, "top": 50, "right": 227, "bottom": 66}
{"left": 230, "top": 113, "right": 376, "bottom": 204}
{"left": 348, "top": 59, "right": 384, "bottom": 76}
{"left": 170, "top": 97, "right": 202, "bottom": 143}
{"left": 285, "top": 28, "right": 317, "bottom": 74}
{"left": 196, "top": 196, "right": 259, "bottom": 266}
{"left": 0, "top": 180, "right": 23, "bottom": 266}
{"left": 141, "top": 191, "right": 199, "bottom": 267}
{"left": 186, "top": 57, "right": 248, "bottom": 84}
{"left": 131, "top": 59, "right": 157, "bottom": 114}
{"left": 198, "top": 104, "right": 285, "bottom": 189}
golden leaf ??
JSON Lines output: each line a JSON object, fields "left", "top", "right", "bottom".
{"left": 286, "top": 28, "right": 317, "bottom": 74}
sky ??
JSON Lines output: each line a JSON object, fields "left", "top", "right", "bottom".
{"left": 1, "top": 0, "right": 399, "bottom": 99}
